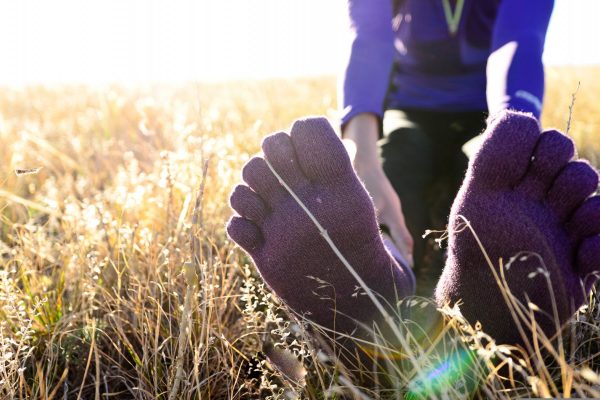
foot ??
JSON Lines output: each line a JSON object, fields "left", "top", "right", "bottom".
{"left": 435, "top": 111, "right": 600, "bottom": 346}
{"left": 227, "top": 118, "right": 415, "bottom": 336}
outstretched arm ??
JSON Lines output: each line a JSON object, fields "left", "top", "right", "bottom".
{"left": 340, "top": 0, "right": 395, "bottom": 126}
{"left": 486, "top": 0, "right": 554, "bottom": 119}
{"left": 340, "top": 2, "right": 414, "bottom": 264}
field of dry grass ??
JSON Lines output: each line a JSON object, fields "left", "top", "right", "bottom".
{"left": 0, "top": 67, "right": 599, "bottom": 399}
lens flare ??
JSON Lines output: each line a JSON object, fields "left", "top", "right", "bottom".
{"left": 407, "top": 348, "right": 479, "bottom": 399}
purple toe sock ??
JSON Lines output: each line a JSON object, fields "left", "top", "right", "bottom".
{"left": 436, "top": 110, "right": 600, "bottom": 346}
{"left": 227, "top": 117, "right": 415, "bottom": 338}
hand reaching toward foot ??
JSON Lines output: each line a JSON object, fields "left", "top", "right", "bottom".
{"left": 343, "top": 113, "right": 415, "bottom": 266}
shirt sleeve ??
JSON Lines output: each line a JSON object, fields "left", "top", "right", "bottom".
{"left": 340, "top": 0, "right": 395, "bottom": 127}
{"left": 486, "top": 0, "right": 554, "bottom": 119}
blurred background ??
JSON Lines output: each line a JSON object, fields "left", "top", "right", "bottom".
{"left": 1, "top": 0, "right": 598, "bottom": 86}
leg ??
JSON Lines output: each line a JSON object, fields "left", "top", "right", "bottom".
{"left": 228, "top": 112, "right": 600, "bottom": 353}
{"left": 228, "top": 119, "right": 415, "bottom": 343}
{"left": 380, "top": 110, "right": 435, "bottom": 296}
{"left": 424, "top": 111, "right": 487, "bottom": 291}
{"left": 436, "top": 110, "right": 600, "bottom": 346}
{"left": 427, "top": 111, "right": 487, "bottom": 231}
{"left": 381, "top": 110, "right": 487, "bottom": 297}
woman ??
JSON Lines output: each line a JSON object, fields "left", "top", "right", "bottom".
{"left": 341, "top": 0, "right": 554, "bottom": 295}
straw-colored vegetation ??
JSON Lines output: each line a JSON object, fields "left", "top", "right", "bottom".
{"left": 0, "top": 67, "right": 599, "bottom": 399}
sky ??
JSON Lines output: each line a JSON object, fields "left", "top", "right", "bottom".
{"left": 0, "top": 0, "right": 598, "bottom": 86}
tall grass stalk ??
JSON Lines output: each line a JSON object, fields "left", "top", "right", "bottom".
{"left": 0, "top": 69, "right": 597, "bottom": 398}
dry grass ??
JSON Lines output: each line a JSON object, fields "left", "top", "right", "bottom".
{"left": 0, "top": 67, "right": 598, "bottom": 399}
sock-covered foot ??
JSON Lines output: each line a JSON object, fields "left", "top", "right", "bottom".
{"left": 435, "top": 110, "right": 600, "bottom": 346}
{"left": 227, "top": 117, "right": 414, "bottom": 337}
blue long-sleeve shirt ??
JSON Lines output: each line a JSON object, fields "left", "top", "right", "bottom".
{"left": 340, "top": 0, "right": 554, "bottom": 125}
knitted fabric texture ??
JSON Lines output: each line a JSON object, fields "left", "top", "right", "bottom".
{"left": 435, "top": 110, "right": 600, "bottom": 345}
{"left": 227, "top": 117, "right": 415, "bottom": 336}
{"left": 228, "top": 111, "right": 600, "bottom": 348}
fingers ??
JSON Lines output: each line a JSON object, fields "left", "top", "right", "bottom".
{"left": 390, "top": 223, "right": 415, "bottom": 267}
{"left": 361, "top": 167, "right": 415, "bottom": 267}
{"left": 382, "top": 201, "right": 415, "bottom": 267}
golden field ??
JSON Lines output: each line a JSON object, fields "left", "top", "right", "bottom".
{"left": 0, "top": 67, "right": 599, "bottom": 399}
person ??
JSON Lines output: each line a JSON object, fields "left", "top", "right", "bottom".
{"left": 227, "top": 111, "right": 600, "bottom": 355}
{"left": 226, "top": 0, "right": 600, "bottom": 385}
{"left": 341, "top": 0, "right": 555, "bottom": 295}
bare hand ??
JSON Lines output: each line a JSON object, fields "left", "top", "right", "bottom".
{"left": 355, "top": 161, "right": 414, "bottom": 266}
{"left": 342, "top": 113, "right": 414, "bottom": 266}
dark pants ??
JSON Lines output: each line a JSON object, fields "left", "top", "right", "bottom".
{"left": 379, "top": 109, "right": 487, "bottom": 297}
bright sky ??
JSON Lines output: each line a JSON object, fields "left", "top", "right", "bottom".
{"left": 0, "top": 0, "right": 598, "bottom": 86}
